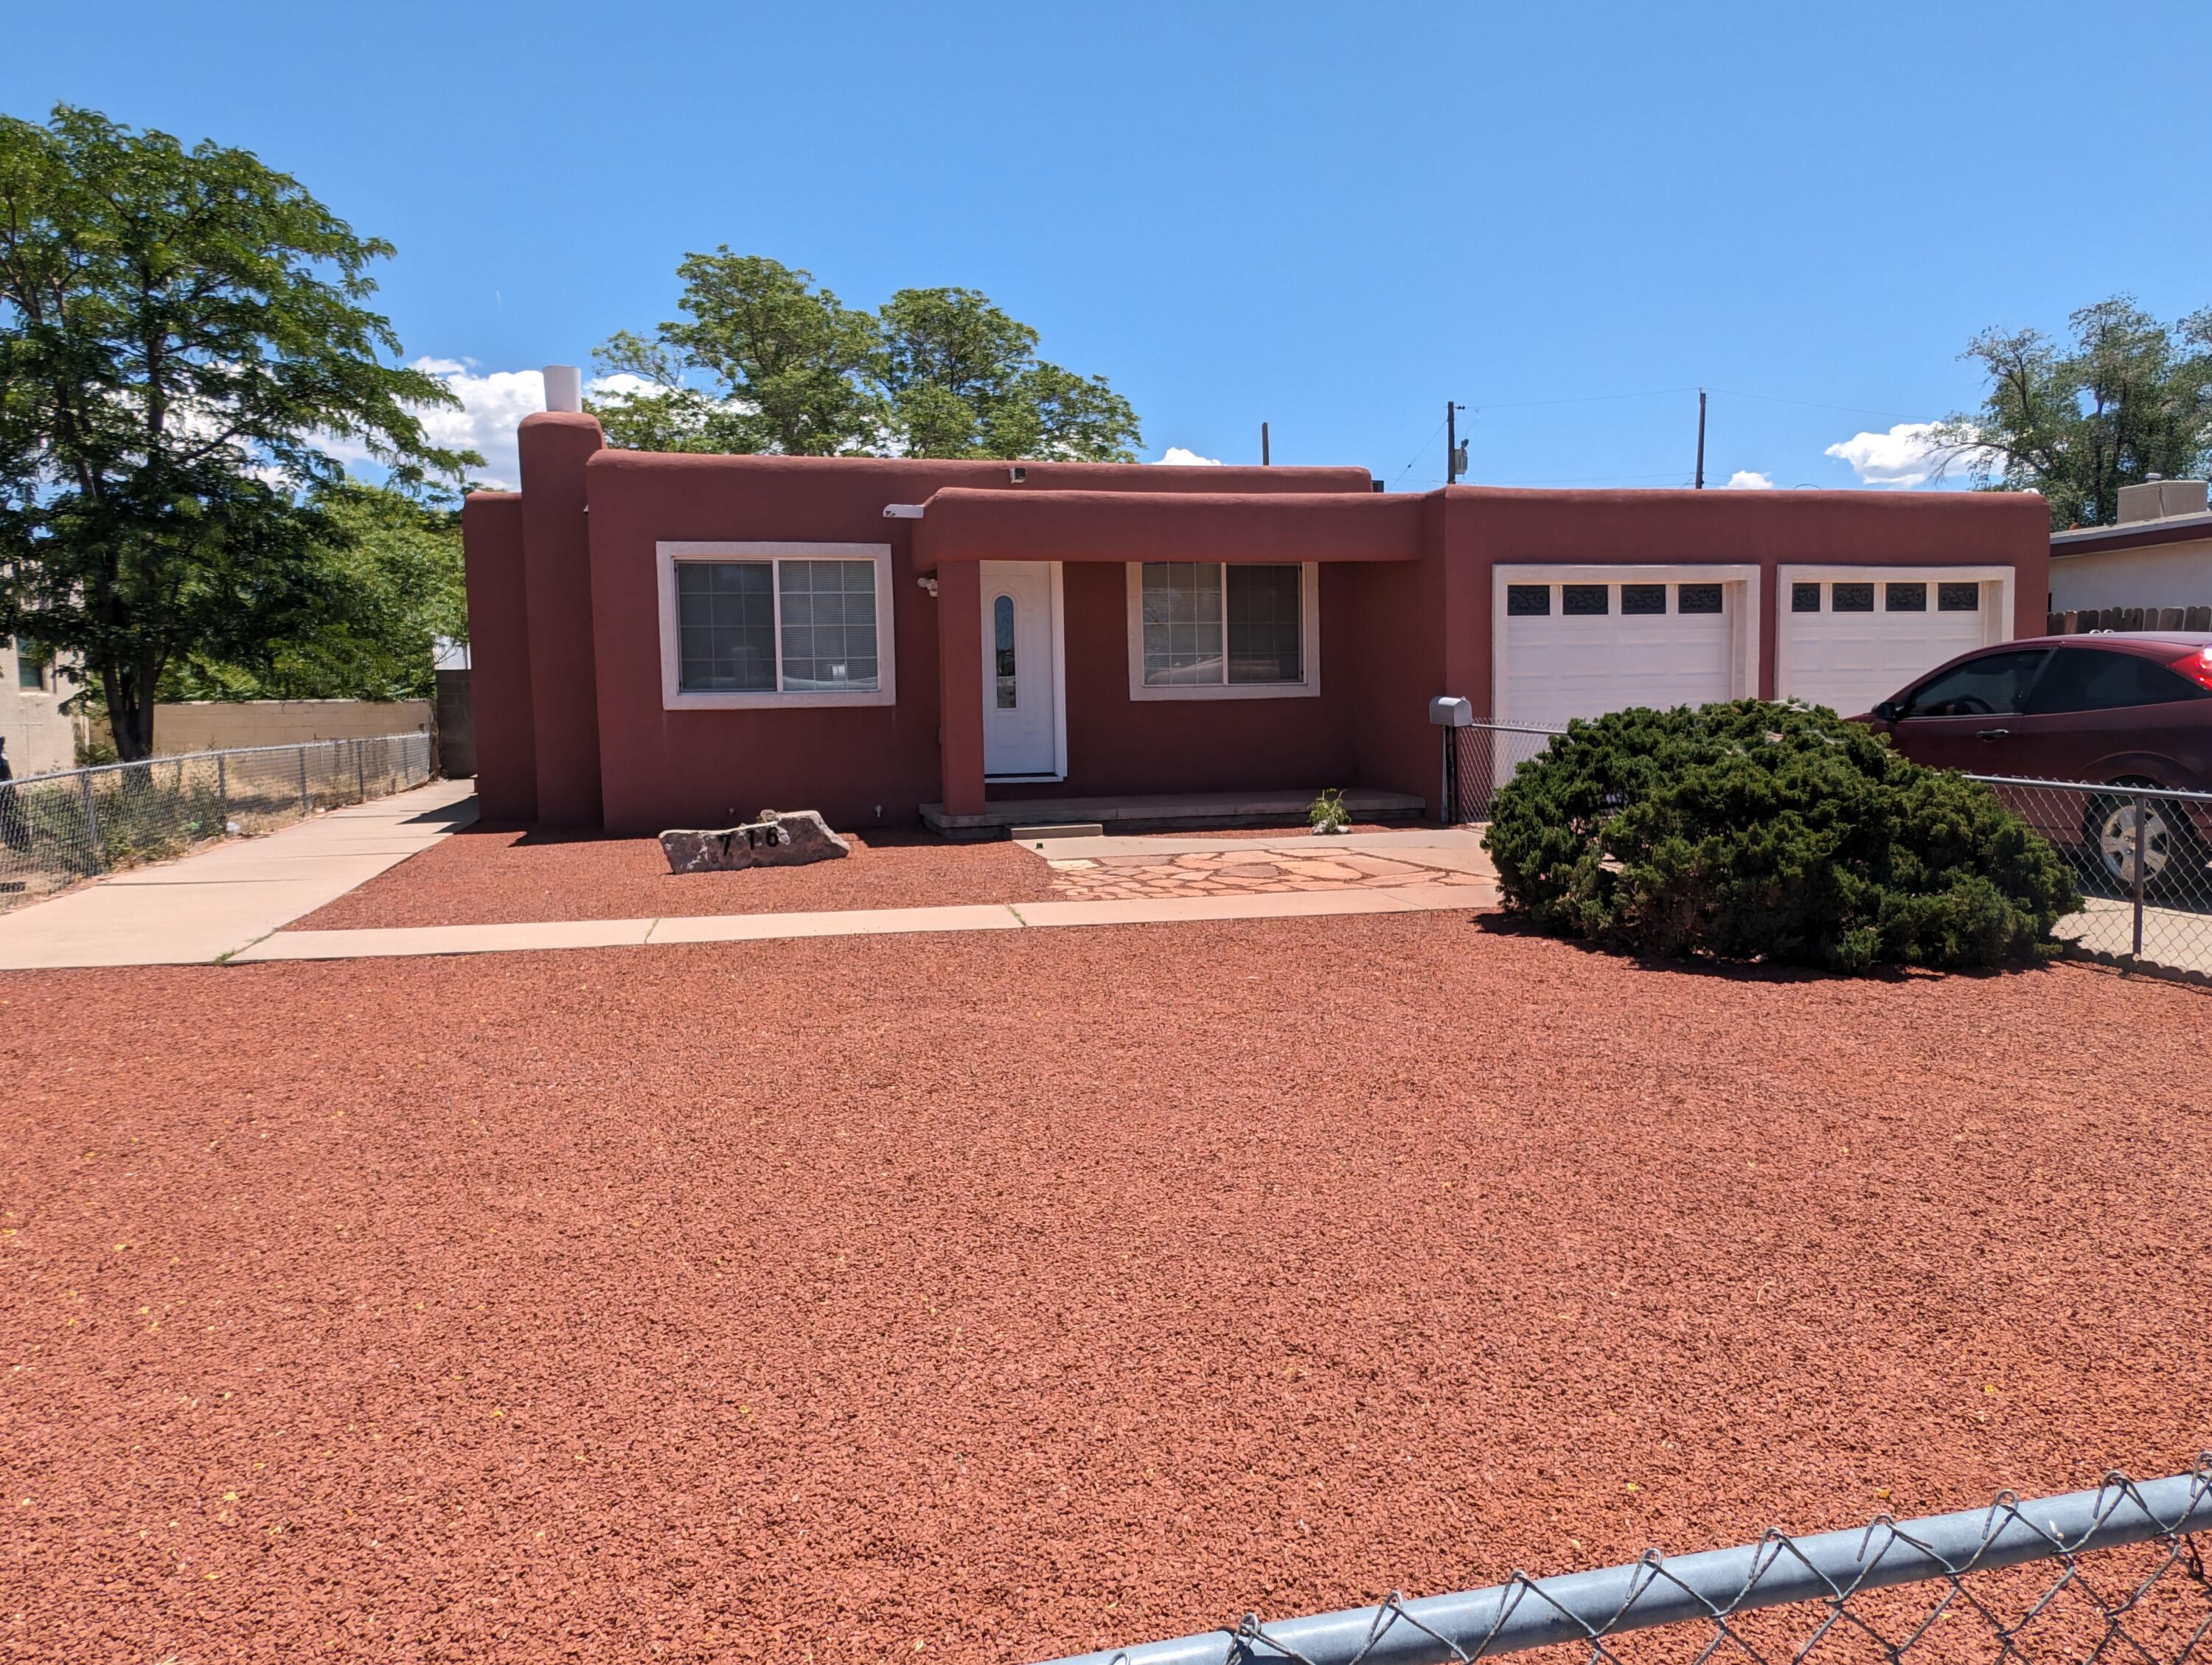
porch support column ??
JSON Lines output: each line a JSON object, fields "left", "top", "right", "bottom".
{"left": 935, "top": 560, "right": 987, "bottom": 817}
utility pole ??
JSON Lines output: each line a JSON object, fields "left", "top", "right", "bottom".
{"left": 1261, "top": 421, "right": 1270, "bottom": 466}
{"left": 1694, "top": 388, "right": 1707, "bottom": 490}
{"left": 1446, "top": 401, "right": 1467, "bottom": 485}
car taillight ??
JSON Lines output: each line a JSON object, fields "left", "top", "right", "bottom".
{"left": 2168, "top": 646, "right": 2212, "bottom": 692}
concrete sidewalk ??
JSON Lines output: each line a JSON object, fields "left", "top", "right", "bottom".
{"left": 228, "top": 877, "right": 1494, "bottom": 964}
{"left": 0, "top": 779, "right": 478, "bottom": 970}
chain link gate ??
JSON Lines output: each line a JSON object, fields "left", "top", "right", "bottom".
{"left": 1963, "top": 774, "right": 2212, "bottom": 985}
{"left": 1444, "top": 720, "right": 1568, "bottom": 825}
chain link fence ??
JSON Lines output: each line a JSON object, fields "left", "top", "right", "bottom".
{"left": 1964, "top": 775, "right": 2212, "bottom": 986}
{"left": 1041, "top": 1459, "right": 2212, "bottom": 1665}
{"left": 0, "top": 732, "right": 433, "bottom": 914}
{"left": 1444, "top": 720, "right": 2212, "bottom": 985}
{"left": 1446, "top": 721, "right": 1569, "bottom": 824}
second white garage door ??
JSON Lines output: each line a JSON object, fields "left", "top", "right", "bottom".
{"left": 1498, "top": 575, "right": 1745, "bottom": 729}
{"left": 1776, "top": 568, "right": 2009, "bottom": 717}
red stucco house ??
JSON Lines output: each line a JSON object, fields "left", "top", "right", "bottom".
{"left": 463, "top": 380, "right": 2049, "bottom": 834}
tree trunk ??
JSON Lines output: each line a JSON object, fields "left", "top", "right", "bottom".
{"left": 102, "top": 659, "right": 159, "bottom": 762}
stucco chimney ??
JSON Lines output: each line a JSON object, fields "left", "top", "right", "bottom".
{"left": 543, "top": 364, "right": 583, "bottom": 414}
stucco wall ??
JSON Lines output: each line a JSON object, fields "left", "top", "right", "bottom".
{"left": 1, "top": 638, "right": 76, "bottom": 776}
{"left": 131, "top": 700, "right": 431, "bottom": 755}
{"left": 572, "top": 448, "right": 1376, "bottom": 832}
{"left": 463, "top": 428, "right": 2051, "bottom": 834}
{"left": 2049, "top": 539, "right": 2212, "bottom": 613}
{"left": 1436, "top": 486, "right": 2051, "bottom": 707}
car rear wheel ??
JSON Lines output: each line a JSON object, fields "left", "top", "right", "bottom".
{"left": 2083, "top": 788, "right": 2208, "bottom": 903}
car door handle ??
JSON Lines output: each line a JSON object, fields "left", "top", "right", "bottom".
{"left": 1975, "top": 729, "right": 2009, "bottom": 740}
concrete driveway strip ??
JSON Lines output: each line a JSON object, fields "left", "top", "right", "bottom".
{"left": 0, "top": 779, "right": 477, "bottom": 970}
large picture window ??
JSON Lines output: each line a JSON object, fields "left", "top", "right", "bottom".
{"left": 658, "top": 542, "right": 896, "bottom": 709}
{"left": 1128, "top": 561, "right": 1318, "bottom": 699}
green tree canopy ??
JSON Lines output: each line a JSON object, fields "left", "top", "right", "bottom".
{"left": 0, "top": 105, "right": 476, "bottom": 759}
{"left": 590, "top": 254, "right": 1141, "bottom": 462}
{"left": 1930, "top": 296, "right": 2212, "bottom": 529}
{"left": 163, "top": 482, "right": 465, "bottom": 703}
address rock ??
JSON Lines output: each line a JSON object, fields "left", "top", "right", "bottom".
{"left": 660, "top": 809, "right": 852, "bottom": 874}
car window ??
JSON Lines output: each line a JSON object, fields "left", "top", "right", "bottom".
{"left": 1899, "top": 649, "right": 2050, "bottom": 719}
{"left": 2022, "top": 647, "right": 2212, "bottom": 714}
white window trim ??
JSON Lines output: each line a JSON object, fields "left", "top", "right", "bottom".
{"left": 658, "top": 541, "right": 897, "bottom": 710}
{"left": 1490, "top": 563, "right": 1762, "bottom": 725}
{"left": 1773, "top": 564, "right": 2014, "bottom": 703}
{"left": 1123, "top": 560, "right": 1322, "bottom": 702}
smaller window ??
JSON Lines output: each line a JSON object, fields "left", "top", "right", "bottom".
{"left": 15, "top": 639, "right": 48, "bottom": 692}
{"left": 1885, "top": 582, "right": 1927, "bottom": 612}
{"left": 1792, "top": 583, "right": 1822, "bottom": 613}
{"left": 1562, "top": 584, "right": 1609, "bottom": 616}
{"left": 1832, "top": 583, "right": 1874, "bottom": 613}
{"left": 1506, "top": 585, "right": 1551, "bottom": 616}
{"left": 1621, "top": 584, "right": 1666, "bottom": 615}
{"left": 1677, "top": 584, "right": 1723, "bottom": 615}
{"left": 2023, "top": 647, "right": 2211, "bottom": 715}
{"left": 1937, "top": 583, "right": 1980, "bottom": 613}
{"left": 1901, "top": 648, "right": 2049, "bottom": 719}
{"left": 993, "top": 594, "right": 1016, "bottom": 709}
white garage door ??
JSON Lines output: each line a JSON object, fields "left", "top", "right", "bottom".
{"left": 1500, "top": 578, "right": 1737, "bottom": 729}
{"left": 1778, "top": 574, "right": 1994, "bottom": 717}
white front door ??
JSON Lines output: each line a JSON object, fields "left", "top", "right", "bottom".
{"left": 980, "top": 560, "right": 1059, "bottom": 777}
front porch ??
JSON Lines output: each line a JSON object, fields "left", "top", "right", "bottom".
{"left": 918, "top": 786, "right": 1425, "bottom": 840}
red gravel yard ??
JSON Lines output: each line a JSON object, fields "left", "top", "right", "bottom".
{"left": 4, "top": 918, "right": 2208, "bottom": 1663}
{"left": 298, "top": 823, "right": 1057, "bottom": 928}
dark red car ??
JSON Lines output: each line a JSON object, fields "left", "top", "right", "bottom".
{"left": 1860, "top": 631, "right": 2212, "bottom": 894}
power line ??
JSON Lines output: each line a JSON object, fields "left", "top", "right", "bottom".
{"left": 1701, "top": 386, "right": 1923, "bottom": 423}
{"left": 1395, "top": 411, "right": 1450, "bottom": 479}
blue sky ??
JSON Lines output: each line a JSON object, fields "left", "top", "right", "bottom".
{"left": 8, "top": 0, "right": 2210, "bottom": 490}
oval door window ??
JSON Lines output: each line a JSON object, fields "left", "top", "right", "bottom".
{"left": 993, "top": 594, "right": 1017, "bottom": 708}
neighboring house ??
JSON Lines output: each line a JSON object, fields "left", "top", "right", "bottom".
{"left": 463, "top": 368, "right": 2049, "bottom": 833}
{"left": 1, "top": 636, "right": 76, "bottom": 776}
{"left": 2050, "top": 480, "right": 2212, "bottom": 616}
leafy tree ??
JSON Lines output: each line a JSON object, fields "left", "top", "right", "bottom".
{"left": 591, "top": 257, "right": 1142, "bottom": 462}
{"left": 0, "top": 105, "right": 476, "bottom": 760}
{"left": 592, "top": 251, "right": 886, "bottom": 456}
{"left": 878, "top": 286, "right": 1140, "bottom": 460}
{"left": 1929, "top": 296, "right": 2212, "bottom": 529}
{"left": 164, "top": 482, "right": 464, "bottom": 702}
{"left": 1484, "top": 701, "right": 2079, "bottom": 973}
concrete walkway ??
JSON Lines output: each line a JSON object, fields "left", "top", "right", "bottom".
{"left": 0, "top": 788, "right": 1496, "bottom": 969}
{"left": 2054, "top": 894, "right": 2212, "bottom": 978}
{"left": 0, "top": 779, "right": 478, "bottom": 970}
{"left": 231, "top": 878, "right": 1493, "bottom": 964}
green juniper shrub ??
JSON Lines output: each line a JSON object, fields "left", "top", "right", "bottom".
{"left": 1481, "top": 701, "right": 2081, "bottom": 973}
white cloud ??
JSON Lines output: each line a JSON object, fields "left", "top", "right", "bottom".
{"left": 1153, "top": 445, "right": 1222, "bottom": 466}
{"left": 1823, "top": 421, "right": 1950, "bottom": 489}
{"left": 321, "top": 361, "right": 674, "bottom": 490}
{"left": 406, "top": 362, "right": 553, "bottom": 490}
{"left": 1722, "top": 470, "right": 1775, "bottom": 490}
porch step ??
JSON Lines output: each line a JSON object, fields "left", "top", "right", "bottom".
{"left": 919, "top": 788, "right": 1426, "bottom": 841}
